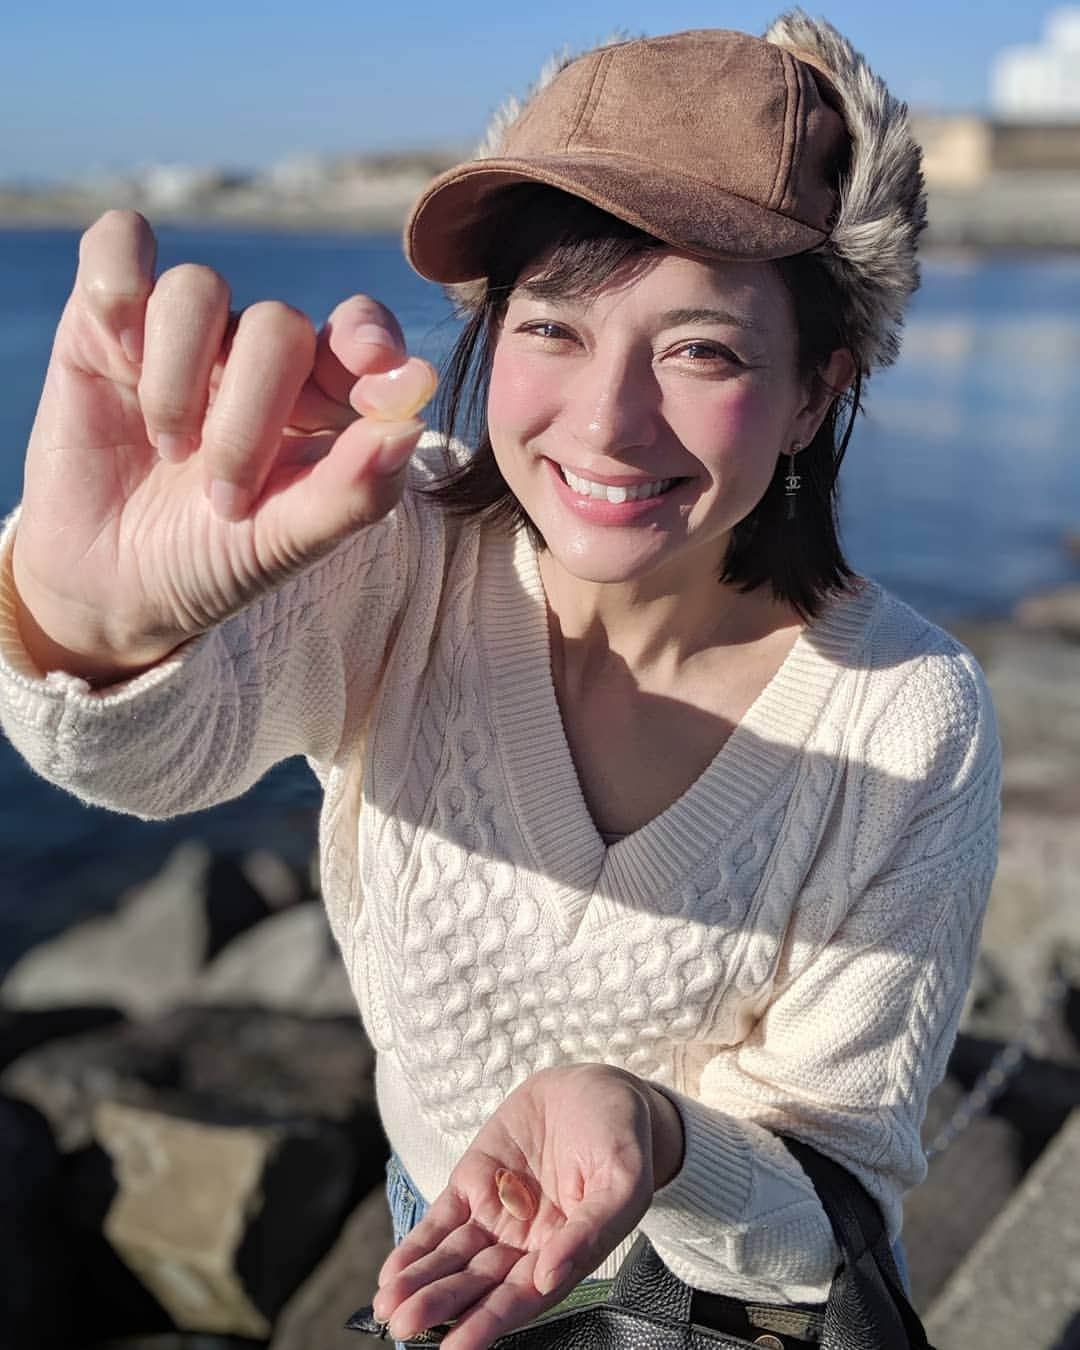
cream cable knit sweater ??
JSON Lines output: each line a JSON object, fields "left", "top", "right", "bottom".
{"left": 0, "top": 442, "right": 1000, "bottom": 1305}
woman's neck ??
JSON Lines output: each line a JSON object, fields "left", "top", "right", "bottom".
{"left": 537, "top": 548, "right": 802, "bottom": 684}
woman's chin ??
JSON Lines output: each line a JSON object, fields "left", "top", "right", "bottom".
{"left": 540, "top": 536, "right": 674, "bottom": 589}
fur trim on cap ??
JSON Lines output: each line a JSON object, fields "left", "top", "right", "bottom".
{"left": 764, "top": 9, "right": 927, "bottom": 370}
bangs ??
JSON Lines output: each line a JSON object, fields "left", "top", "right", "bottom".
{"left": 482, "top": 184, "right": 665, "bottom": 308}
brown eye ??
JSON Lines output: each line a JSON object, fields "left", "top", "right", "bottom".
{"left": 680, "top": 342, "right": 739, "bottom": 364}
{"left": 521, "top": 322, "right": 571, "bottom": 341}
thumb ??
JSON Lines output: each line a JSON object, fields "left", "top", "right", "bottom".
{"left": 277, "top": 416, "right": 425, "bottom": 557}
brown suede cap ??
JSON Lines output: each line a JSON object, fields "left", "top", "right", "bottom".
{"left": 405, "top": 28, "right": 850, "bottom": 283}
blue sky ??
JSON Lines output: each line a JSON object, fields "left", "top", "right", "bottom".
{"left": 1, "top": 0, "right": 1060, "bottom": 183}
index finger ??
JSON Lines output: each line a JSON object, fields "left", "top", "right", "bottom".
{"left": 67, "top": 209, "right": 158, "bottom": 368}
{"left": 310, "top": 294, "right": 408, "bottom": 407}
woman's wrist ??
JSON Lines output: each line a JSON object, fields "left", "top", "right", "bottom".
{"left": 642, "top": 1082, "right": 685, "bottom": 1190}
{"left": 10, "top": 567, "right": 184, "bottom": 688}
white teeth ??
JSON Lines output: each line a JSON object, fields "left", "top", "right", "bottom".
{"left": 561, "top": 467, "right": 674, "bottom": 502}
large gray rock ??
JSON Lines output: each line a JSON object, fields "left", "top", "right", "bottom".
{"left": 2, "top": 842, "right": 214, "bottom": 1017}
{"left": 903, "top": 1075, "right": 1025, "bottom": 1309}
{"left": 925, "top": 1108, "right": 1080, "bottom": 1350}
{"left": 191, "top": 903, "right": 356, "bottom": 1017}
{"left": 0, "top": 843, "right": 307, "bottom": 1019}
{"left": 1, "top": 1006, "right": 377, "bottom": 1152}
{"left": 980, "top": 810, "right": 1080, "bottom": 1005}
{"left": 94, "top": 1099, "right": 357, "bottom": 1338}
{"left": 270, "top": 1184, "right": 394, "bottom": 1350}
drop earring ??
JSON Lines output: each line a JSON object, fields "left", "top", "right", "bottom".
{"left": 784, "top": 442, "right": 803, "bottom": 520}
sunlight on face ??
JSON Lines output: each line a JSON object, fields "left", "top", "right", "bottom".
{"left": 487, "top": 248, "right": 811, "bottom": 597}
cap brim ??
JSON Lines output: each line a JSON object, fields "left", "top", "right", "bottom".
{"left": 405, "top": 154, "right": 827, "bottom": 283}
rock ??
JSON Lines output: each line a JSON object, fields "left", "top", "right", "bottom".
{"left": 59, "top": 1140, "right": 176, "bottom": 1343}
{"left": 180, "top": 1010, "right": 376, "bottom": 1128}
{"left": 904, "top": 1075, "right": 1025, "bottom": 1309}
{"left": 0, "top": 843, "right": 302, "bottom": 1018}
{"left": 240, "top": 848, "right": 306, "bottom": 911}
{"left": 192, "top": 904, "right": 356, "bottom": 1017}
{"left": 1, "top": 1006, "right": 378, "bottom": 1154}
{"left": 0, "top": 1095, "right": 74, "bottom": 1350}
{"left": 200, "top": 853, "right": 279, "bottom": 963}
{"left": 980, "top": 811, "right": 1080, "bottom": 1004}
{"left": 0, "top": 1004, "right": 125, "bottom": 1072}
{"left": 1015, "top": 584, "right": 1080, "bottom": 642}
{"left": 270, "top": 1184, "right": 393, "bottom": 1350}
{"left": 94, "top": 1100, "right": 358, "bottom": 1338}
{"left": 2, "top": 843, "right": 214, "bottom": 1017}
{"left": 925, "top": 1108, "right": 1080, "bottom": 1350}
{"left": 2, "top": 1023, "right": 171, "bottom": 1153}
{"left": 88, "top": 1339, "right": 265, "bottom": 1349}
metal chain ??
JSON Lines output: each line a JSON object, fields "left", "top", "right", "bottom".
{"left": 923, "top": 960, "right": 1071, "bottom": 1163}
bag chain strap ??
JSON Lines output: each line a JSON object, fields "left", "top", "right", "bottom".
{"left": 923, "top": 955, "right": 1070, "bottom": 1163}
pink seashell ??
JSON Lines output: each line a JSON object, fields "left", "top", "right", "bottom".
{"left": 351, "top": 358, "right": 438, "bottom": 422}
{"left": 495, "top": 1167, "right": 537, "bottom": 1221}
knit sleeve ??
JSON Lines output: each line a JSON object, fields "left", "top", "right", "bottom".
{"left": 637, "top": 646, "right": 1001, "bottom": 1304}
{"left": 0, "top": 454, "right": 447, "bottom": 821}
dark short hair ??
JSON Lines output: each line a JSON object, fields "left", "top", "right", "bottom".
{"left": 424, "top": 184, "right": 863, "bottom": 620}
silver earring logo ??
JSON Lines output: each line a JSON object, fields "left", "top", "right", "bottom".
{"left": 784, "top": 442, "right": 802, "bottom": 521}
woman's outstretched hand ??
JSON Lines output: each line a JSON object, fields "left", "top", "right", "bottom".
{"left": 371, "top": 1064, "right": 685, "bottom": 1350}
{"left": 11, "top": 209, "right": 435, "bottom": 686}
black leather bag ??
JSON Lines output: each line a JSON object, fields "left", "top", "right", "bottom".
{"left": 346, "top": 1136, "right": 935, "bottom": 1349}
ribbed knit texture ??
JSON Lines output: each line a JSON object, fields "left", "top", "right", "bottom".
{"left": 0, "top": 437, "right": 1001, "bottom": 1304}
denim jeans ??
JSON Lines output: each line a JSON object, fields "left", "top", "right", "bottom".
{"left": 383, "top": 1151, "right": 911, "bottom": 1345}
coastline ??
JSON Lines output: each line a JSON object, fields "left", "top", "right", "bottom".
{"left": 6, "top": 174, "right": 1080, "bottom": 250}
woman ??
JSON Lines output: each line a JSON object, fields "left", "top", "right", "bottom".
{"left": 0, "top": 14, "right": 998, "bottom": 1350}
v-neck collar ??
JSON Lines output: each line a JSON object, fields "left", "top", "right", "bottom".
{"left": 478, "top": 523, "right": 880, "bottom": 934}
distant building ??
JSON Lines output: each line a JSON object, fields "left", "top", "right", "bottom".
{"left": 910, "top": 114, "right": 993, "bottom": 189}
{"left": 138, "top": 163, "right": 237, "bottom": 210}
{"left": 992, "top": 8, "right": 1080, "bottom": 121}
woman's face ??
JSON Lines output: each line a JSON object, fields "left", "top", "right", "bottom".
{"left": 488, "top": 247, "right": 831, "bottom": 595}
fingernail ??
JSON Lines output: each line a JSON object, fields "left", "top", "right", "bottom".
{"left": 120, "top": 327, "right": 143, "bottom": 364}
{"left": 537, "top": 1261, "right": 573, "bottom": 1295}
{"left": 353, "top": 358, "right": 438, "bottom": 423}
{"left": 210, "top": 479, "right": 251, "bottom": 520}
{"left": 355, "top": 322, "right": 404, "bottom": 351}
{"left": 156, "top": 433, "right": 197, "bottom": 464}
{"left": 375, "top": 425, "right": 421, "bottom": 476}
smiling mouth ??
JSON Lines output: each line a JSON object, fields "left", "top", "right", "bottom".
{"left": 558, "top": 465, "right": 685, "bottom": 503}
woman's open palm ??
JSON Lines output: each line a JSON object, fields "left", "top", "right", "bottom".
{"left": 13, "top": 210, "right": 432, "bottom": 683}
{"left": 372, "top": 1065, "right": 660, "bottom": 1350}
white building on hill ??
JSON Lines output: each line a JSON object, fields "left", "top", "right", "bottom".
{"left": 992, "top": 8, "right": 1080, "bottom": 120}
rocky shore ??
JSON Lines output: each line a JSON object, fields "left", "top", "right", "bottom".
{"left": 2, "top": 583, "right": 1080, "bottom": 1349}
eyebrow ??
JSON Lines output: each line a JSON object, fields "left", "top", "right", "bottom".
{"left": 512, "top": 288, "right": 764, "bottom": 334}
{"left": 659, "top": 307, "right": 763, "bottom": 332}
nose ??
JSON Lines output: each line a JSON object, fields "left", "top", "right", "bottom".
{"left": 563, "top": 344, "right": 659, "bottom": 459}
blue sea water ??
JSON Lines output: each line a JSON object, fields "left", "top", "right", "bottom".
{"left": 2, "top": 226, "right": 1079, "bottom": 967}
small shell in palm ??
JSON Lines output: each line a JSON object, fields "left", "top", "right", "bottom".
{"left": 494, "top": 1168, "right": 538, "bottom": 1221}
